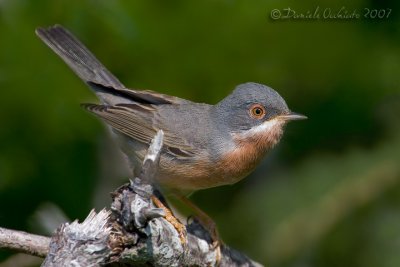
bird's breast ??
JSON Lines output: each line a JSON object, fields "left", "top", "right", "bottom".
{"left": 213, "top": 133, "right": 276, "bottom": 183}
{"left": 157, "top": 127, "right": 283, "bottom": 191}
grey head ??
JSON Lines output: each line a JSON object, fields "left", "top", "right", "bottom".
{"left": 214, "top": 82, "right": 306, "bottom": 134}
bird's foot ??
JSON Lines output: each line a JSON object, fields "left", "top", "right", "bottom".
{"left": 191, "top": 214, "right": 223, "bottom": 248}
{"left": 151, "top": 195, "right": 187, "bottom": 245}
{"left": 176, "top": 194, "right": 222, "bottom": 264}
{"left": 191, "top": 214, "right": 222, "bottom": 264}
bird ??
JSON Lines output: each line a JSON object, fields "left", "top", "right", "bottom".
{"left": 36, "top": 24, "right": 306, "bottom": 248}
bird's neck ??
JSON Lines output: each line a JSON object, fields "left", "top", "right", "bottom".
{"left": 235, "top": 128, "right": 284, "bottom": 159}
{"left": 211, "top": 121, "right": 285, "bottom": 185}
{"left": 233, "top": 119, "right": 285, "bottom": 152}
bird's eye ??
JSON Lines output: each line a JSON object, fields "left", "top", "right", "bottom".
{"left": 249, "top": 104, "right": 266, "bottom": 119}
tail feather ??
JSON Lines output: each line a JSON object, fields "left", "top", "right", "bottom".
{"left": 35, "top": 25, "right": 124, "bottom": 90}
{"left": 36, "top": 25, "right": 188, "bottom": 106}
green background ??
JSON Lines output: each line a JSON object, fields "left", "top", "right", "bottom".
{"left": 1, "top": 0, "right": 399, "bottom": 266}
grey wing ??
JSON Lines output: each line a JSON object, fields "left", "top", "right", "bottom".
{"left": 36, "top": 25, "right": 190, "bottom": 106}
{"left": 83, "top": 103, "right": 198, "bottom": 159}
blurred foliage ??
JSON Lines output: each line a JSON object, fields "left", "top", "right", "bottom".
{"left": 0, "top": 0, "right": 399, "bottom": 266}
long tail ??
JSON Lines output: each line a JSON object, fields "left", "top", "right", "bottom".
{"left": 36, "top": 25, "right": 186, "bottom": 106}
{"left": 35, "top": 25, "right": 133, "bottom": 104}
{"left": 36, "top": 25, "right": 124, "bottom": 89}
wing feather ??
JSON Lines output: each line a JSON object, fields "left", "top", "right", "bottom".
{"left": 83, "top": 103, "right": 197, "bottom": 158}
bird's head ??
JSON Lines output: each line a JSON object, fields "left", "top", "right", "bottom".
{"left": 215, "top": 82, "right": 306, "bottom": 150}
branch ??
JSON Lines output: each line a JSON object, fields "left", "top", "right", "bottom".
{"left": 0, "top": 227, "right": 50, "bottom": 257}
{"left": 0, "top": 130, "right": 263, "bottom": 267}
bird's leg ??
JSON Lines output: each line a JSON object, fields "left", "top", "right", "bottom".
{"left": 151, "top": 194, "right": 187, "bottom": 245}
{"left": 175, "top": 193, "right": 223, "bottom": 249}
{"left": 175, "top": 193, "right": 222, "bottom": 264}
{"left": 152, "top": 193, "right": 222, "bottom": 264}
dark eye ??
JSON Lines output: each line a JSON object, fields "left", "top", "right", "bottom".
{"left": 249, "top": 104, "right": 266, "bottom": 119}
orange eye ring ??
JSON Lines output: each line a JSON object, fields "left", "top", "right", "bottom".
{"left": 249, "top": 104, "right": 266, "bottom": 119}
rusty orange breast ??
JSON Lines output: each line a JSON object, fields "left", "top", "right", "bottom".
{"left": 157, "top": 121, "right": 285, "bottom": 191}
{"left": 214, "top": 120, "right": 285, "bottom": 183}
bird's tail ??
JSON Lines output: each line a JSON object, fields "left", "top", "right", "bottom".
{"left": 36, "top": 25, "right": 184, "bottom": 106}
{"left": 36, "top": 25, "right": 127, "bottom": 101}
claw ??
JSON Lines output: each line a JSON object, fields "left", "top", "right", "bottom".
{"left": 151, "top": 195, "right": 187, "bottom": 245}
{"left": 175, "top": 194, "right": 223, "bottom": 264}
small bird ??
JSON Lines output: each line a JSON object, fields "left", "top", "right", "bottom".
{"left": 36, "top": 25, "right": 306, "bottom": 245}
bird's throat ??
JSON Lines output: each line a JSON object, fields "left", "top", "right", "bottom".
{"left": 237, "top": 121, "right": 284, "bottom": 153}
{"left": 212, "top": 120, "right": 285, "bottom": 184}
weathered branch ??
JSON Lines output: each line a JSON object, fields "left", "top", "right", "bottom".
{"left": 0, "top": 130, "right": 263, "bottom": 266}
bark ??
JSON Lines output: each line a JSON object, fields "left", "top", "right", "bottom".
{"left": 0, "top": 130, "right": 263, "bottom": 267}
{"left": 0, "top": 227, "right": 50, "bottom": 257}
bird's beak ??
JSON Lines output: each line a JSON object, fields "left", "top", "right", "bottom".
{"left": 277, "top": 112, "right": 308, "bottom": 121}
